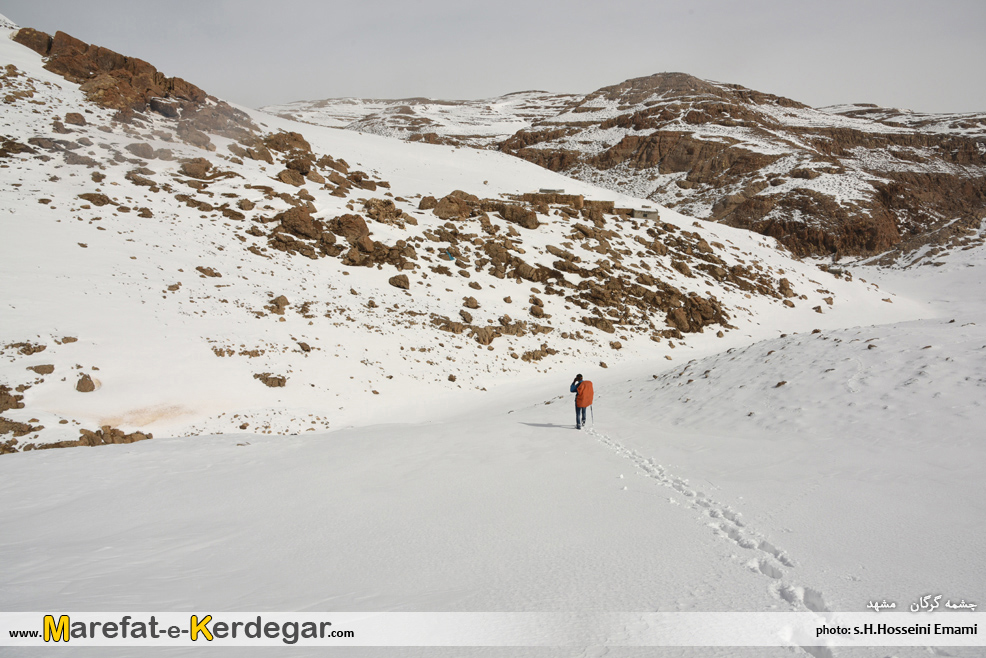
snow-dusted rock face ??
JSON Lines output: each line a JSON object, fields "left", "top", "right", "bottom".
{"left": 272, "top": 73, "right": 986, "bottom": 263}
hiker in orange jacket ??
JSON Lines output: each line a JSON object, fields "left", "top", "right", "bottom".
{"left": 570, "top": 374, "right": 593, "bottom": 430}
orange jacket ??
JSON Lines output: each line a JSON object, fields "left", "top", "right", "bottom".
{"left": 575, "top": 380, "right": 594, "bottom": 407}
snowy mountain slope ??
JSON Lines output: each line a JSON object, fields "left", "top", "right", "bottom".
{"left": 822, "top": 103, "right": 986, "bottom": 138}
{"left": 274, "top": 74, "right": 986, "bottom": 263}
{"left": 262, "top": 91, "right": 582, "bottom": 147}
{"left": 589, "top": 239, "right": 986, "bottom": 650}
{"left": 2, "top": 15, "right": 985, "bottom": 658}
{"left": 0, "top": 21, "right": 921, "bottom": 453}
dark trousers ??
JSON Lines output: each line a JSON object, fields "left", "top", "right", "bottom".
{"left": 575, "top": 405, "right": 587, "bottom": 428}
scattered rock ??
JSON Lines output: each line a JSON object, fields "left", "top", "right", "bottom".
{"left": 277, "top": 169, "right": 306, "bottom": 187}
{"left": 125, "top": 142, "right": 154, "bottom": 159}
{"left": 500, "top": 204, "right": 539, "bottom": 230}
{"left": 388, "top": 274, "right": 410, "bottom": 289}
{"left": 254, "top": 372, "right": 287, "bottom": 387}
{"left": 179, "top": 158, "right": 213, "bottom": 179}
{"left": 77, "top": 192, "right": 114, "bottom": 206}
{"left": 778, "top": 278, "right": 797, "bottom": 298}
{"left": 0, "top": 386, "right": 25, "bottom": 414}
{"left": 276, "top": 206, "right": 320, "bottom": 240}
{"left": 582, "top": 316, "right": 616, "bottom": 333}
{"left": 76, "top": 373, "right": 96, "bottom": 393}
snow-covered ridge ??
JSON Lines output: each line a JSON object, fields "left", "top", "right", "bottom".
{"left": 262, "top": 91, "right": 582, "bottom": 147}
{"left": 271, "top": 73, "right": 986, "bottom": 263}
{"left": 0, "top": 12, "right": 18, "bottom": 32}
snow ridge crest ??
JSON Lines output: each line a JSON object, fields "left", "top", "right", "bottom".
{"left": 0, "top": 13, "right": 19, "bottom": 32}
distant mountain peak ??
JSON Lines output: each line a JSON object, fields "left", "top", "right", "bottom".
{"left": 588, "top": 72, "right": 724, "bottom": 102}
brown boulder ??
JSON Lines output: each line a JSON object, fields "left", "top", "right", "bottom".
{"left": 254, "top": 373, "right": 287, "bottom": 387}
{"left": 418, "top": 196, "right": 438, "bottom": 210}
{"left": 149, "top": 98, "right": 180, "bottom": 118}
{"left": 277, "top": 206, "right": 320, "bottom": 239}
{"left": 176, "top": 121, "right": 213, "bottom": 150}
{"left": 76, "top": 373, "right": 96, "bottom": 393}
{"left": 27, "top": 365, "right": 55, "bottom": 375}
{"left": 364, "top": 198, "right": 402, "bottom": 223}
{"left": 665, "top": 295, "right": 729, "bottom": 333}
{"left": 470, "top": 326, "right": 497, "bottom": 346}
{"left": 179, "top": 158, "right": 213, "bottom": 179}
{"left": 77, "top": 426, "right": 152, "bottom": 446}
{"left": 125, "top": 143, "right": 155, "bottom": 159}
{"left": 672, "top": 260, "right": 693, "bottom": 277}
{"left": 433, "top": 195, "right": 470, "bottom": 220}
{"left": 277, "top": 169, "right": 306, "bottom": 187}
{"left": 78, "top": 192, "right": 114, "bottom": 206}
{"left": 778, "top": 278, "right": 797, "bottom": 298}
{"left": 64, "top": 112, "right": 86, "bottom": 126}
{"left": 582, "top": 316, "right": 616, "bottom": 333}
{"left": 12, "top": 27, "right": 53, "bottom": 56}
{"left": 328, "top": 214, "right": 371, "bottom": 245}
{"left": 389, "top": 274, "right": 410, "bottom": 289}
{"left": 0, "top": 386, "right": 25, "bottom": 414}
{"left": 264, "top": 132, "right": 312, "bottom": 153}
{"left": 501, "top": 204, "right": 539, "bottom": 229}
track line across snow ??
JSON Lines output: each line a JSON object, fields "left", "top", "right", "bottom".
{"left": 585, "top": 427, "right": 830, "bottom": 616}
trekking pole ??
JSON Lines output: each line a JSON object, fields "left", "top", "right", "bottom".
{"left": 590, "top": 406, "right": 594, "bottom": 427}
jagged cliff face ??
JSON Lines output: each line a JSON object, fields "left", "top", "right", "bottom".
{"left": 273, "top": 73, "right": 986, "bottom": 261}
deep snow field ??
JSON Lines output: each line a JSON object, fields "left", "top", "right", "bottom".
{"left": 1, "top": 15, "right": 984, "bottom": 658}
{"left": 2, "top": 246, "right": 984, "bottom": 658}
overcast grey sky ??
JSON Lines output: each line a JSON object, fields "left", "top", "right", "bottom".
{"left": 2, "top": 0, "right": 984, "bottom": 113}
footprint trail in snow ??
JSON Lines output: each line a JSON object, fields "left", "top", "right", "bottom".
{"left": 586, "top": 428, "right": 830, "bottom": 616}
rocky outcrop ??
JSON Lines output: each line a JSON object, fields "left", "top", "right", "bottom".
{"left": 11, "top": 26, "right": 258, "bottom": 144}
{"left": 496, "top": 74, "right": 986, "bottom": 259}
{"left": 13, "top": 28, "right": 206, "bottom": 112}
